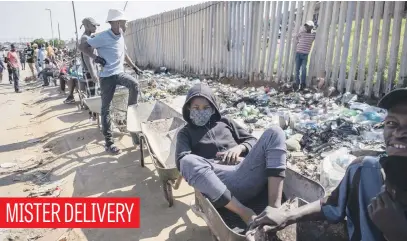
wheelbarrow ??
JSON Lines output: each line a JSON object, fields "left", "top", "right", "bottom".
{"left": 84, "top": 86, "right": 130, "bottom": 132}
{"left": 191, "top": 168, "right": 348, "bottom": 241}
{"left": 126, "top": 101, "right": 186, "bottom": 207}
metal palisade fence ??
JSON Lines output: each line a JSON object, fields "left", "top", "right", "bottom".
{"left": 124, "top": 1, "right": 407, "bottom": 98}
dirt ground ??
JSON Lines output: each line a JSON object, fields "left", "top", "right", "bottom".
{"left": 0, "top": 68, "right": 211, "bottom": 241}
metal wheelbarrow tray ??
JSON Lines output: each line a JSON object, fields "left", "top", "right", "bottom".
{"left": 126, "top": 101, "right": 186, "bottom": 207}
{"left": 84, "top": 87, "right": 129, "bottom": 131}
{"left": 191, "top": 168, "right": 348, "bottom": 241}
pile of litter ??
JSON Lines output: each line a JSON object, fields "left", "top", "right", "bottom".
{"left": 135, "top": 68, "right": 386, "bottom": 192}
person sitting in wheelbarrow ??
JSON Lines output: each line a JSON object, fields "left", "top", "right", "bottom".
{"left": 176, "top": 83, "right": 287, "bottom": 227}
{"left": 249, "top": 88, "right": 407, "bottom": 241}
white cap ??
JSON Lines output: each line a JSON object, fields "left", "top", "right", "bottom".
{"left": 305, "top": 20, "right": 315, "bottom": 27}
{"left": 106, "top": 9, "right": 128, "bottom": 23}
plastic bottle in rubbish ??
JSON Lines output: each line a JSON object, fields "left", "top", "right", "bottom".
{"left": 363, "top": 111, "right": 384, "bottom": 123}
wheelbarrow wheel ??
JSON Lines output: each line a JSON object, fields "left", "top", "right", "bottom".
{"left": 162, "top": 180, "right": 174, "bottom": 207}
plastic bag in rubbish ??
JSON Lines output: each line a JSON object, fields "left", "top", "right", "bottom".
{"left": 320, "top": 148, "right": 356, "bottom": 192}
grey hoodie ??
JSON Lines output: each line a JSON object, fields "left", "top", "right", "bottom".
{"left": 175, "top": 84, "right": 258, "bottom": 170}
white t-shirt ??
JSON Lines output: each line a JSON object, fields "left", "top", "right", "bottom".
{"left": 87, "top": 29, "right": 127, "bottom": 78}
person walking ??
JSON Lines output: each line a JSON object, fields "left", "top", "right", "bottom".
{"left": 37, "top": 44, "right": 48, "bottom": 80}
{"left": 32, "top": 43, "right": 40, "bottom": 76}
{"left": 294, "top": 20, "right": 316, "bottom": 91}
{"left": 79, "top": 9, "right": 142, "bottom": 154}
{"left": 25, "top": 43, "right": 36, "bottom": 77}
{"left": 0, "top": 57, "right": 4, "bottom": 83}
{"left": 19, "top": 49, "right": 26, "bottom": 70}
{"left": 6, "top": 44, "right": 21, "bottom": 93}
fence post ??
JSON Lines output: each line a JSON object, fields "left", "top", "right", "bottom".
{"left": 268, "top": 1, "right": 283, "bottom": 82}
{"left": 346, "top": 2, "right": 363, "bottom": 93}
{"left": 325, "top": 1, "right": 340, "bottom": 86}
{"left": 282, "top": 2, "right": 295, "bottom": 82}
{"left": 365, "top": 1, "right": 383, "bottom": 97}
{"left": 386, "top": 1, "right": 404, "bottom": 94}
{"left": 356, "top": 2, "right": 373, "bottom": 94}
{"left": 331, "top": 1, "right": 347, "bottom": 88}
{"left": 375, "top": 2, "right": 392, "bottom": 97}
{"left": 260, "top": 1, "right": 271, "bottom": 79}
{"left": 338, "top": 1, "right": 354, "bottom": 92}
{"left": 398, "top": 14, "right": 407, "bottom": 88}
{"left": 277, "top": 1, "right": 290, "bottom": 82}
{"left": 287, "top": 1, "right": 304, "bottom": 83}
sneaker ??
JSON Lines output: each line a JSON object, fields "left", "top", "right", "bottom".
{"left": 105, "top": 144, "right": 121, "bottom": 155}
{"left": 299, "top": 83, "right": 306, "bottom": 91}
{"left": 63, "top": 98, "right": 75, "bottom": 104}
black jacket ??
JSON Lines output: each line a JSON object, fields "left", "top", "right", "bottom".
{"left": 175, "top": 84, "right": 257, "bottom": 170}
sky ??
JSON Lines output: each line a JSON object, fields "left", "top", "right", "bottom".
{"left": 0, "top": 1, "right": 202, "bottom": 43}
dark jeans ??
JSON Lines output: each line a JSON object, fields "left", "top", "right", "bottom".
{"left": 40, "top": 70, "right": 54, "bottom": 86}
{"left": 100, "top": 73, "right": 139, "bottom": 147}
{"left": 59, "top": 74, "right": 67, "bottom": 92}
{"left": 295, "top": 52, "right": 309, "bottom": 85}
{"left": 21, "top": 62, "right": 25, "bottom": 70}
{"left": 11, "top": 68, "right": 20, "bottom": 91}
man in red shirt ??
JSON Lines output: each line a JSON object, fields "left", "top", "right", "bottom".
{"left": 6, "top": 44, "right": 21, "bottom": 93}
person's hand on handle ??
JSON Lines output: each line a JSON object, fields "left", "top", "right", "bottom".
{"left": 94, "top": 56, "right": 106, "bottom": 67}
{"left": 216, "top": 144, "right": 246, "bottom": 165}
{"left": 249, "top": 206, "right": 289, "bottom": 232}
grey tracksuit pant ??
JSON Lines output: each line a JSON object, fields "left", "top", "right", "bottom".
{"left": 100, "top": 73, "right": 139, "bottom": 147}
{"left": 180, "top": 127, "right": 287, "bottom": 207}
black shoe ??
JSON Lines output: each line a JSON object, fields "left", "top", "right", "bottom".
{"left": 299, "top": 83, "right": 306, "bottom": 91}
{"left": 15, "top": 90, "right": 22, "bottom": 93}
{"left": 293, "top": 83, "right": 299, "bottom": 91}
{"left": 64, "top": 97, "right": 75, "bottom": 104}
{"left": 105, "top": 144, "right": 121, "bottom": 155}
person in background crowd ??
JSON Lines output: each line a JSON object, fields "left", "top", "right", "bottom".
{"left": 63, "top": 59, "right": 82, "bottom": 104}
{"left": 59, "top": 59, "right": 68, "bottom": 94}
{"left": 0, "top": 57, "right": 4, "bottom": 82}
{"left": 248, "top": 88, "right": 407, "bottom": 241}
{"left": 38, "top": 58, "right": 58, "bottom": 87}
{"left": 6, "top": 44, "right": 21, "bottom": 93}
{"left": 46, "top": 42, "right": 55, "bottom": 62}
{"left": 79, "top": 9, "right": 142, "bottom": 154}
{"left": 78, "top": 17, "right": 100, "bottom": 121}
{"left": 4, "top": 55, "right": 13, "bottom": 84}
{"left": 19, "top": 49, "right": 26, "bottom": 70}
{"left": 294, "top": 20, "right": 316, "bottom": 91}
{"left": 25, "top": 43, "right": 36, "bottom": 77}
{"left": 37, "top": 44, "right": 47, "bottom": 74}
{"left": 32, "top": 43, "right": 40, "bottom": 76}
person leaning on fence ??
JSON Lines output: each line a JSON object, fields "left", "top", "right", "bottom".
{"left": 79, "top": 9, "right": 143, "bottom": 154}
{"left": 294, "top": 20, "right": 316, "bottom": 91}
{"left": 248, "top": 88, "right": 407, "bottom": 241}
{"left": 176, "top": 83, "right": 287, "bottom": 228}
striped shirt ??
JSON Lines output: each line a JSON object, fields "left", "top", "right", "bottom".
{"left": 296, "top": 29, "right": 316, "bottom": 54}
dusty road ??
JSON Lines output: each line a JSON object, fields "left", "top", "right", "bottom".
{"left": 0, "top": 69, "right": 211, "bottom": 241}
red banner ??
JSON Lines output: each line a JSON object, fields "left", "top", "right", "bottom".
{"left": 0, "top": 198, "right": 140, "bottom": 228}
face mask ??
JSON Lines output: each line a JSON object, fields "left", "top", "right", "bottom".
{"left": 190, "top": 108, "right": 213, "bottom": 126}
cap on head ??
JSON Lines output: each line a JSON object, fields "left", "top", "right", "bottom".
{"left": 106, "top": 9, "right": 128, "bottom": 23}
{"left": 81, "top": 17, "right": 100, "bottom": 29}
{"left": 305, "top": 20, "right": 315, "bottom": 27}
{"left": 378, "top": 88, "right": 407, "bottom": 110}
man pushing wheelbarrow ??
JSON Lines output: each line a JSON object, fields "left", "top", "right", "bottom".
{"left": 79, "top": 9, "right": 143, "bottom": 154}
